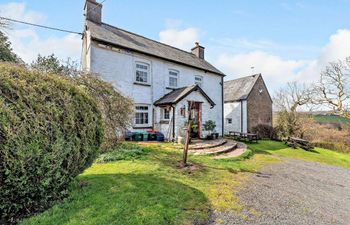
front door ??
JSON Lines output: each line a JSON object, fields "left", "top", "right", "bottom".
{"left": 189, "top": 101, "right": 202, "bottom": 138}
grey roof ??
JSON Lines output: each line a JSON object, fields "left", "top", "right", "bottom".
{"left": 224, "top": 74, "right": 261, "bottom": 102}
{"left": 154, "top": 85, "right": 215, "bottom": 107}
{"left": 86, "top": 20, "right": 224, "bottom": 76}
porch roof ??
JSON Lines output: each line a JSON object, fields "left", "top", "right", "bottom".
{"left": 154, "top": 85, "right": 215, "bottom": 107}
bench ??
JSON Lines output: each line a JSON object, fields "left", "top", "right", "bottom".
{"left": 229, "top": 131, "right": 258, "bottom": 143}
{"left": 285, "top": 137, "right": 314, "bottom": 151}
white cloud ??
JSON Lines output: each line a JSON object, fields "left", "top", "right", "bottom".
{"left": 159, "top": 20, "right": 200, "bottom": 51}
{"left": 0, "top": 2, "right": 45, "bottom": 23}
{"left": 216, "top": 29, "right": 350, "bottom": 92}
{"left": 217, "top": 51, "right": 308, "bottom": 91}
{"left": 0, "top": 2, "right": 81, "bottom": 64}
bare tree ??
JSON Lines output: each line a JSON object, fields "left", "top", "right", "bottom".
{"left": 274, "top": 81, "right": 313, "bottom": 112}
{"left": 314, "top": 57, "right": 350, "bottom": 118}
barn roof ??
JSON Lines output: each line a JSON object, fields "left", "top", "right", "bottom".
{"left": 86, "top": 20, "right": 224, "bottom": 76}
{"left": 224, "top": 74, "right": 261, "bottom": 102}
{"left": 154, "top": 85, "right": 215, "bottom": 107}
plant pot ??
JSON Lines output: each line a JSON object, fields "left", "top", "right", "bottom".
{"left": 206, "top": 134, "right": 214, "bottom": 140}
{"left": 214, "top": 133, "right": 219, "bottom": 139}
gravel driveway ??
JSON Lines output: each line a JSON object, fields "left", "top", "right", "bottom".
{"left": 210, "top": 158, "right": 350, "bottom": 225}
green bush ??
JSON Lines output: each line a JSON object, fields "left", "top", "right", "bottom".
{"left": 0, "top": 64, "right": 104, "bottom": 223}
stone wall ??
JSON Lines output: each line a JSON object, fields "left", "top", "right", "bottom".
{"left": 247, "top": 76, "right": 272, "bottom": 132}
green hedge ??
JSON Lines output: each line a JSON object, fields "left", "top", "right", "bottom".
{"left": 0, "top": 64, "right": 104, "bottom": 223}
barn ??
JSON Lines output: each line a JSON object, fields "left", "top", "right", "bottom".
{"left": 224, "top": 74, "right": 272, "bottom": 135}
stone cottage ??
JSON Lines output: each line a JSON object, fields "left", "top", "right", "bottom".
{"left": 224, "top": 74, "right": 272, "bottom": 134}
{"left": 81, "top": 0, "right": 225, "bottom": 141}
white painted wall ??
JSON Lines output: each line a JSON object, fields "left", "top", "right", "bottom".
{"left": 224, "top": 100, "right": 247, "bottom": 134}
{"left": 87, "top": 42, "right": 223, "bottom": 137}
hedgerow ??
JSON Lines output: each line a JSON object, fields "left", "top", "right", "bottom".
{"left": 0, "top": 64, "right": 103, "bottom": 223}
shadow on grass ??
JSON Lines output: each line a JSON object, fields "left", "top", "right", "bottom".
{"left": 22, "top": 174, "right": 210, "bottom": 225}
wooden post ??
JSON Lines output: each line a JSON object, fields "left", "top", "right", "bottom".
{"left": 182, "top": 101, "right": 193, "bottom": 166}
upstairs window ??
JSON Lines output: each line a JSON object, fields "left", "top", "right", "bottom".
{"left": 226, "top": 118, "right": 232, "bottom": 124}
{"left": 168, "top": 70, "right": 178, "bottom": 88}
{"left": 135, "top": 105, "right": 149, "bottom": 125}
{"left": 135, "top": 62, "right": 149, "bottom": 84}
{"left": 194, "top": 75, "right": 203, "bottom": 87}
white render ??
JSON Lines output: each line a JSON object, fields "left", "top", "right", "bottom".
{"left": 224, "top": 101, "right": 247, "bottom": 134}
{"left": 82, "top": 41, "right": 223, "bottom": 139}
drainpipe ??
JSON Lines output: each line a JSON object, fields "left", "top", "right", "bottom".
{"left": 172, "top": 105, "right": 176, "bottom": 142}
{"left": 240, "top": 100, "right": 243, "bottom": 133}
{"left": 221, "top": 77, "right": 224, "bottom": 137}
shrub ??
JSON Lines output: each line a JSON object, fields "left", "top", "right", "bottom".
{"left": 73, "top": 74, "right": 133, "bottom": 149}
{"left": 251, "top": 124, "right": 277, "bottom": 139}
{"left": 0, "top": 64, "right": 103, "bottom": 223}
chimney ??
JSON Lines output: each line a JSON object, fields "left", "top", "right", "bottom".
{"left": 84, "top": 0, "right": 102, "bottom": 24}
{"left": 191, "top": 42, "right": 205, "bottom": 59}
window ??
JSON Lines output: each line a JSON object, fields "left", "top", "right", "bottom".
{"left": 162, "top": 108, "right": 170, "bottom": 120}
{"left": 168, "top": 70, "right": 178, "bottom": 88}
{"left": 226, "top": 118, "right": 232, "bottom": 124}
{"left": 194, "top": 75, "right": 203, "bottom": 87}
{"left": 135, "top": 105, "right": 149, "bottom": 125}
{"left": 135, "top": 62, "right": 149, "bottom": 83}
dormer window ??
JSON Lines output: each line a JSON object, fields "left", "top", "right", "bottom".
{"left": 168, "top": 69, "right": 178, "bottom": 88}
{"left": 135, "top": 62, "right": 149, "bottom": 84}
{"left": 195, "top": 75, "right": 203, "bottom": 87}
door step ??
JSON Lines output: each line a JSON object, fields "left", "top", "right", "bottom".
{"left": 190, "top": 140, "right": 237, "bottom": 155}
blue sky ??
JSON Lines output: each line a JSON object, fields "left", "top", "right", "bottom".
{"left": 1, "top": 0, "right": 350, "bottom": 92}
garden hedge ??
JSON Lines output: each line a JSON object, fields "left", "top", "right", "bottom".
{"left": 0, "top": 64, "right": 104, "bottom": 223}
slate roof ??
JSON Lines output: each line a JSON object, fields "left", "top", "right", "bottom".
{"left": 224, "top": 74, "right": 261, "bottom": 102}
{"left": 154, "top": 85, "right": 215, "bottom": 107}
{"left": 86, "top": 20, "right": 224, "bottom": 76}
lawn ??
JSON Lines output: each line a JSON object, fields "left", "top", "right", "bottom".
{"left": 20, "top": 142, "right": 278, "bottom": 225}
{"left": 247, "top": 140, "right": 350, "bottom": 170}
{"left": 21, "top": 140, "right": 350, "bottom": 225}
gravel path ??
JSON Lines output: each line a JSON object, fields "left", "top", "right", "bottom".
{"left": 210, "top": 158, "right": 350, "bottom": 225}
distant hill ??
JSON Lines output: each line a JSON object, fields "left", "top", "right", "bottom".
{"left": 313, "top": 114, "right": 350, "bottom": 127}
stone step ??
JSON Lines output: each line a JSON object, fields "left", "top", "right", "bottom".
{"left": 214, "top": 143, "right": 247, "bottom": 159}
{"left": 189, "top": 138, "right": 227, "bottom": 150}
{"left": 190, "top": 140, "right": 238, "bottom": 156}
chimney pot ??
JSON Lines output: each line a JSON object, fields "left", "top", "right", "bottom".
{"left": 84, "top": 0, "right": 102, "bottom": 24}
{"left": 191, "top": 42, "right": 205, "bottom": 59}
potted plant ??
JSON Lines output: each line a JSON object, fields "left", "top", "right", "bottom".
{"left": 203, "top": 120, "right": 216, "bottom": 140}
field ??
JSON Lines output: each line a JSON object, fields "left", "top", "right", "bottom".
{"left": 313, "top": 114, "right": 350, "bottom": 127}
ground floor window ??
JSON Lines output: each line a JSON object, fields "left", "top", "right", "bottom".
{"left": 135, "top": 105, "right": 149, "bottom": 125}
{"left": 162, "top": 107, "right": 170, "bottom": 120}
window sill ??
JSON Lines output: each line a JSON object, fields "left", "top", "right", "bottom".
{"left": 133, "top": 126, "right": 153, "bottom": 129}
{"left": 160, "top": 120, "right": 170, "bottom": 124}
{"left": 166, "top": 87, "right": 177, "bottom": 90}
{"left": 134, "top": 82, "right": 151, "bottom": 87}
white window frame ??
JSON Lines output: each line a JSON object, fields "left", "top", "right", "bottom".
{"left": 168, "top": 69, "right": 179, "bottom": 88}
{"left": 194, "top": 75, "right": 203, "bottom": 87}
{"left": 226, "top": 118, "right": 232, "bottom": 124}
{"left": 135, "top": 62, "right": 150, "bottom": 84}
{"left": 161, "top": 107, "right": 171, "bottom": 120}
{"left": 134, "top": 104, "right": 150, "bottom": 127}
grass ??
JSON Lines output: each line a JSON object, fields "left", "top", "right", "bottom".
{"left": 21, "top": 140, "right": 350, "bottom": 225}
{"left": 313, "top": 114, "right": 350, "bottom": 126}
{"left": 21, "top": 142, "right": 278, "bottom": 225}
{"left": 247, "top": 140, "right": 350, "bottom": 170}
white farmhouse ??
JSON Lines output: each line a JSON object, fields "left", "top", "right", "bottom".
{"left": 81, "top": 0, "right": 225, "bottom": 141}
